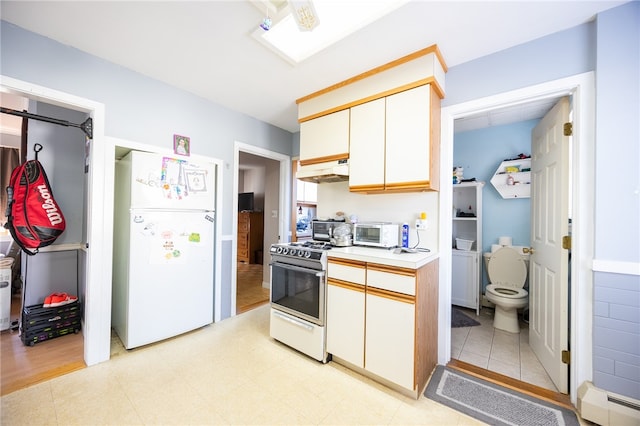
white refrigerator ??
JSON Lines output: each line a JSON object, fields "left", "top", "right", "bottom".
{"left": 112, "top": 151, "right": 216, "bottom": 349}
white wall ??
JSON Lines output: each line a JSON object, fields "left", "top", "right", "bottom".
{"left": 317, "top": 182, "right": 439, "bottom": 251}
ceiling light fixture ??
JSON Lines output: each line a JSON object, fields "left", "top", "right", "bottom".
{"left": 260, "top": 5, "right": 272, "bottom": 31}
{"left": 290, "top": 0, "right": 320, "bottom": 31}
{"left": 252, "top": 0, "right": 409, "bottom": 64}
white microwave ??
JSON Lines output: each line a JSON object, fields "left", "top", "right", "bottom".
{"left": 352, "top": 223, "right": 399, "bottom": 248}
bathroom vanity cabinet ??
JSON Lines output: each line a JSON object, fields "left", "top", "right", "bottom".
{"left": 452, "top": 182, "right": 484, "bottom": 315}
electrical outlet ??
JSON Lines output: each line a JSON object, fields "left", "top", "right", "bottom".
{"left": 415, "top": 219, "right": 427, "bottom": 229}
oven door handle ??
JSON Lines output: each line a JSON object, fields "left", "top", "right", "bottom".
{"left": 272, "top": 310, "right": 314, "bottom": 331}
{"left": 270, "top": 262, "right": 325, "bottom": 278}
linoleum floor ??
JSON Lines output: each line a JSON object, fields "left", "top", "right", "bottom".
{"left": 2, "top": 304, "right": 485, "bottom": 425}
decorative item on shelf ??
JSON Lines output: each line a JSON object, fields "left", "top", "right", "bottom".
{"left": 453, "top": 166, "right": 464, "bottom": 184}
{"left": 507, "top": 175, "right": 515, "bottom": 185}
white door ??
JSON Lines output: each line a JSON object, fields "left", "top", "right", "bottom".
{"left": 529, "top": 96, "right": 570, "bottom": 393}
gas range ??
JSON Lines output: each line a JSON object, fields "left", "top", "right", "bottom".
{"left": 269, "top": 240, "right": 331, "bottom": 362}
{"left": 269, "top": 241, "right": 332, "bottom": 264}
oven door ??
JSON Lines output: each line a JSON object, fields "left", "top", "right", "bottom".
{"left": 270, "top": 261, "right": 325, "bottom": 326}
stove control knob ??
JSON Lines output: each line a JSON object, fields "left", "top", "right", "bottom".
{"left": 276, "top": 246, "right": 283, "bottom": 254}
{"left": 283, "top": 247, "right": 289, "bottom": 255}
{"left": 303, "top": 251, "right": 311, "bottom": 259}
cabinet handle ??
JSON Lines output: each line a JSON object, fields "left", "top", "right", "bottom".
{"left": 273, "top": 311, "right": 313, "bottom": 331}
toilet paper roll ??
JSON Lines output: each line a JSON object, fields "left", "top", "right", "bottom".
{"left": 498, "top": 236, "right": 512, "bottom": 246}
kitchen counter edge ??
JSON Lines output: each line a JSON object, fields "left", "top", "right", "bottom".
{"left": 328, "top": 246, "right": 439, "bottom": 269}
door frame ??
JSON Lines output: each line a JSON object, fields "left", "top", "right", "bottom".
{"left": 232, "top": 141, "right": 290, "bottom": 316}
{"left": 439, "top": 72, "right": 595, "bottom": 404}
{"left": 1, "top": 75, "right": 110, "bottom": 366}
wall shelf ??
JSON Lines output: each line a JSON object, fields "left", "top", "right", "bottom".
{"left": 490, "top": 158, "right": 531, "bottom": 199}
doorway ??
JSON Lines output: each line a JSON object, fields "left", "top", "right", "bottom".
{"left": 2, "top": 78, "right": 111, "bottom": 368}
{"left": 0, "top": 87, "right": 99, "bottom": 394}
{"left": 236, "top": 151, "right": 271, "bottom": 313}
{"left": 439, "top": 72, "right": 595, "bottom": 405}
{"left": 233, "top": 142, "right": 290, "bottom": 316}
{"left": 449, "top": 96, "right": 569, "bottom": 393}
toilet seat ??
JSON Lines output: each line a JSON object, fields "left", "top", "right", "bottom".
{"left": 487, "top": 247, "right": 527, "bottom": 292}
{"left": 486, "top": 284, "right": 528, "bottom": 299}
{"left": 485, "top": 247, "right": 528, "bottom": 333}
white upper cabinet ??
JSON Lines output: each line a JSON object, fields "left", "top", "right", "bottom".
{"left": 296, "top": 179, "right": 317, "bottom": 203}
{"left": 350, "top": 85, "right": 437, "bottom": 193}
{"left": 349, "top": 98, "right": 385, "bottom": 189}
{"left": 296, "top": 45, "right": 446, "bottom": 187}
{"left": 385, "top": 85, "right": 432, "bottom": 190}
{"left": 299, "top": 109, "right": 350, "bottom": 164}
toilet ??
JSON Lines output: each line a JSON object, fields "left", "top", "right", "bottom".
{"left": 484, "top": 247, "right": 528, "bottom": 333}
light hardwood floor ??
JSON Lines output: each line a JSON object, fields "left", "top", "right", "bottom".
{"left": 236, "top": 262, "right": 269, "bottom": 314}
{"left": 0, "top": 292, "right": 85, "bottom": 396}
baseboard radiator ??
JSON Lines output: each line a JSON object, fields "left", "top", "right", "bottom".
{"left": 578, "top": 382, "right": 640, "bottom": 426}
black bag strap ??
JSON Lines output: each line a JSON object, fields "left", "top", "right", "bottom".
{"left": 33, "top": 143, "right": 43, "bottom": 161}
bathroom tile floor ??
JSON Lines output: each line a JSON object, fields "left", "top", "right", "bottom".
{"left": 451, "top": 306, "right": 558, "bottom": 392}
{"left": 2, "top": 305, "right": 485, "bottom": 425}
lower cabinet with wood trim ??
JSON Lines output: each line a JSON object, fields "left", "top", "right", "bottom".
{"left": 326, "top": 257, "right": 439, "bottom": 398}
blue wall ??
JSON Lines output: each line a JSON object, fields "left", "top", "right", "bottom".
{"left": 28, "top": 102, "right": 87, "bottom": 245}
{"left": 0, "top": 20, "right": 295, "bottom": 321}
{"left": 0, "top": 21, "right": 294, "bottom": 237}
{"left": 454, "top": 119, "right": 538, "bottom": 290}
{"left": 591, "top": 2, "right": 640, "bottom": 400}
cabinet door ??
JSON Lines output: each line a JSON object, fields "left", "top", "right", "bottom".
{"left": 365, "top": 290, "right": 415, "bottom": 390}
{"left": 299, "top": 109, "right": 350, "bottom": 163}
{"left": 349, "top": 98, "right": 385, "bottom": 191}
{"left": 296, "top": 180, "right": 317, "bottom": 203}
{"left": 451, "top": 251, "right": 478, "bottom": 310}
{"left": 326, "top": 282, "right": 365, "bottom": 367}
{"left": 385, "top": 85, "right": 431, "bottom": 189}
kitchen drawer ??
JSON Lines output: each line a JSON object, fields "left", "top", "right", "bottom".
{"left": 238, "top": 221, "right": 249, "bottom": 232}
{"left": 328, "top": 258, "right": 366, "bottom": 284}
{"left": 238, "top": 248, "right": 249, "bottom": 259}
{"left": 367, "top": 264, "right": 416, "bottom": 296}
{"left": 238, "top": 236, "right": 248, "bottom": 249}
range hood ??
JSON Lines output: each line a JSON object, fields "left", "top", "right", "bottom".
{"left": 297, "top": 159, "right": 349, "bottom": 183}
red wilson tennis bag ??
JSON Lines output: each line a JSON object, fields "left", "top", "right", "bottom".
{"left": 4, "top": 160, "right": 66, "bottom": 255}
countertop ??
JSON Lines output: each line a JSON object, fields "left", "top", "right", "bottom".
{"left": 328, "top": 246, "right": 439, "bottom": 269}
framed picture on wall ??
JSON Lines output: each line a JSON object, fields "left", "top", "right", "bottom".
{"left": 173, "top": 134, "right": 190, "bottom": 156}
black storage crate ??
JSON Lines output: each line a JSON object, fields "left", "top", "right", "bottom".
{"left": 21, "top": 301, "right": 82, "bottom": 346}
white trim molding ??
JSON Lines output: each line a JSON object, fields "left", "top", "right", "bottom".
{"left": 440, "top": 72, "right": 596, "bottom": 406}
{"left": 592, "top": 260, "right": 640, "bottom": 276}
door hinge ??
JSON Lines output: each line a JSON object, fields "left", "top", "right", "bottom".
{"left": 564, "top": 122, "right": 573, "bottom": 136}
{"left": 562, "top": 350, "right": 570, "bottom": 364}
{"left": 562, "top": 235, "right": 571, "bottom": 250}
